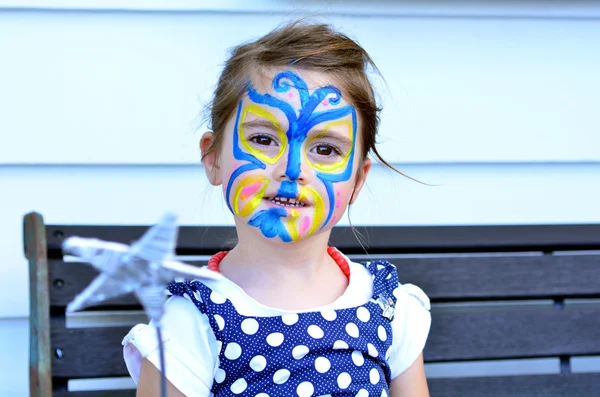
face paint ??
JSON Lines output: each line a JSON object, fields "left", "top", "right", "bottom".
{"left": 224, "top": 70, "right": 358, "bottom": 242}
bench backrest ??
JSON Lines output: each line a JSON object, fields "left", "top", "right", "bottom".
{"left": 24, "top": 212, "right": 600, "bottom": 396}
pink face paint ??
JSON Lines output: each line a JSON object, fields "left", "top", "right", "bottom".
{"left": 240, "top": 181, "right": 263, "bottom": 201}
{"left": 300, "top": 216, "right": 311, "bottom": 235}
{"left": 322, "top": 98, "right": 329, "bottom": 106}
{"left": 336, "top": 191, "right": 341, "bottom": 196}
{"left": 336, "top": 200, "right": 341, "bottom": 209}
{"left": 288, "top": 92, "right": 294, "bottom": 98}
{"left": 331, "top": 215, "right": 337, "bottom": 224}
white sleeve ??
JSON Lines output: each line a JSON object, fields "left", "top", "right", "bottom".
{"left": 387, "top": 283, "right": 432, "bottom": 379}
{"left": 122, "top": 295, "right": 219, "bottom": 397}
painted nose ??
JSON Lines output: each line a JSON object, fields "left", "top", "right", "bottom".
{"left": 274, "top": 141, "right": 309, "bottom": 184}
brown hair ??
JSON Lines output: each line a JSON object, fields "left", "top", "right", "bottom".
{"left": 201, "top": 19, "right": 403, "bottom": 176}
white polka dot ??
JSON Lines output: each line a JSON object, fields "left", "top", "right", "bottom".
{"left": 367, "top": 343, "right": 379, "bottom": 358}
{"left": 381, "top": 390, "right": 388, "bottom": 397}
{"left": 255, "top": 394, "right": 270, "bottom": 397}
{"left": 308, "top": 325, "right": 324, "bottom": 339}
{"left": 282, "top": 313, "right": 299, "bottom": 325}
{"left": 386, "top": 273, "right": 392, "bottom": 279}
{"left": 357, "top": 307, "right": 371, "bottom": 322}
{"left": 273, "top": 369, "right": 290, "bottom": 384}
{"left": 249, "top": 355, "right": 267, "bottom": 372}
{"left": 337, "top": 372, "right": 352, "bottom": 389}
{"left": 214, "top": 314, "right": 225, "bottom": 331}
{"left": 292, "top": 345, "right": 309, "bottom": 359}
{"left": 385, "top": 347, "right": 392, "bottom": 360}
{"left": 216, "top": 340, "right": 223, "bottom": 354}
{"left": 315, "top": 357, "right": 331, "bottom": 373}
{"left": 214, "top": 368, "right": 226, "bottom": 383}
{"left": 225, "top": 343, "right": 242, "bottom": 360}
{"left": 230, "top": 378, "right": 247, "bottom": 394}
{"left": 377, "top": 264, "right": 385, "bottom": 270}
{"left": 370, "top": 368, "right": 380, "bottom": 384}
{"left": 210, "top": 291, "right": 226, "bottom": 304}
{"left": 346, "top": 323, "right": 359, "bottom": 338}
{"left": 320, "top": 309, "right": 337, "bottom": 321}
{"left": 241, "top": 318, "right": 259, "bottom": 335}
{"left": 356, "top": 389, "right": 369, "bottom": 397}
{"left": 333, "top": 340, "right": 348, "bottom": 350}
{"left": 266, "top": 332, "right": 284, "bottom": 347}
{"left": 296, "top": 381, "right": 314, "bottom": 397}
{"left": 378, "top": 325, "right": 387, "bottom": 341}
{"left": 351, "top": 350, "right": 364, "bottom": 366}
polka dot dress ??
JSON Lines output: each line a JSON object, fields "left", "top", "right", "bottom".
{"left": 168, "top": 260, "right": 399, "bottom": 397}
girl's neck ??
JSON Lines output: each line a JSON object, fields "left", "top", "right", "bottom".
{"left": 217, "top": 223, "right": 349, "bottom": 310}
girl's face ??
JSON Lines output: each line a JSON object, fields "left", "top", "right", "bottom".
{"left": 203, "top": 68, "right": 371, "bottom": 243}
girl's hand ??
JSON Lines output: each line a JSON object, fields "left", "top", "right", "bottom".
{"left": 137, "top": 358, "right": 187, "bottom": 397}
{"left": 389, "top": 353, "right": 430, "bottom": 397}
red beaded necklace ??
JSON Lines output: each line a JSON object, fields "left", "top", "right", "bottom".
{"left": 207, "top": 246, "right": 351, "bottom": 279}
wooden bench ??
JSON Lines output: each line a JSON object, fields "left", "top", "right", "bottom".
{"left": 25, "top": 211, "right": 600, "bottom": 396}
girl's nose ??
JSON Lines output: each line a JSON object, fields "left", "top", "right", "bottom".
{"left": 273, "top": 146, "right": 310, "bottom": 184}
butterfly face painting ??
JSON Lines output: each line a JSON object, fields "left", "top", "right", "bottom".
{"left": 220, "top": 69, "right": 363, "bottom": 243}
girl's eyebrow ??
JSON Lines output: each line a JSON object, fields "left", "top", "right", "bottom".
{"left": 310, "top": 130, "right": 353, "bottom": 146}
{"left": 241, "top": 119, "right": 281, "bottom": 130}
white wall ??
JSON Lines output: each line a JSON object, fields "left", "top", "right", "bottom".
{"left": 1, "top": 1, "right": 599, "bottom": 395}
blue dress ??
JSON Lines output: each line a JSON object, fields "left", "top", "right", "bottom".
{"left": 168, "top": 260, "right": 399, "bottom": 397}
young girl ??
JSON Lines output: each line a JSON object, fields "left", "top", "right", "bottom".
{"left": 123, "top": 20, "right": 431, "bottom": 397}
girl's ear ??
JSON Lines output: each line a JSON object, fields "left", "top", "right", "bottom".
{"left": 200, "top": 131, "right": 222, "bottom": 186}
{"left": 349, "top": 157, "right": 372, "bottom": 204}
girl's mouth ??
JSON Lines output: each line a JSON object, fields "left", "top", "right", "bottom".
{"left": 265, "top": 196, "right": 307, "bottom": 207}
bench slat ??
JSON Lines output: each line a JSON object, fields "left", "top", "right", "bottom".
{"left": 54, "top": 391, "right": 135, "bottom": 397}
{"left": 425, "top": 305, "right": 600, "bottom": 361}
{"left": 50, "top": 305, "right": 600, "bottom": 377}
{"left": 51, "top": 318, "right": 131, "bottom": 378}
{"left": 46, "top": 224, "right": 600, "bottom": 256}
{"left": 428, "top": 373, "right": 600, "bottom": 397}
{"left": 50, "top": 253, "right": 600, "bottom": 309}
{"left": 394, "top": 254, "right": 600, "bottom": 300}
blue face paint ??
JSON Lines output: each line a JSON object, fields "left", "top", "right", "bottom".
{"left": 225, "top": 101, "right": 266, "bottom": 213}
{"left": 226, "top": 70, "right": 358, "bottom": 241}
{"left": 277, "top": 180, "right": 298, "bottom": 199}
{"left": 248, "top": 208, "right": 292, "bottom": 242}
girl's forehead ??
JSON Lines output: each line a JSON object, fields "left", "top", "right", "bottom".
{"left": 246, "top": 68, "right": 352, "bottom": 109}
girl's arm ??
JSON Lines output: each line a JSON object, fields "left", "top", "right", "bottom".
{"left": 137, "top": 358, "right": 187, "bottom": 397}
{"left": 389, "top": 353, "right": 430, "bottom": 397}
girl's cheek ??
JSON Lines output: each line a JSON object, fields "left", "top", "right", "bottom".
{"left": 329, "top": 189, "right": 349, "bottom": 226}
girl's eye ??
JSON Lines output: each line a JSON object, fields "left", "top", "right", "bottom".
{"left": 311, "top": 143, "right": 342, "bottom": 158}
{"left": 250, "top": 135, "right": 277, "bottom": 146}
{"left": 315, "top": 145, "right": 333, "bottom": 156}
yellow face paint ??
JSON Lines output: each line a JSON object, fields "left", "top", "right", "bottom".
{"left": 296, "top": 186, "right": 325, "bottom": 239}
{"left": 305, "top": 118, "right": 354, "bottom": 173}
{"left": 232, "top": 175, "right": 270, "bottom": 217}
{"left": 239, "top": 104, "right": 287, "bottom": 164}
{"left": 286, "top": 209, "right": 300, "bottom": 241}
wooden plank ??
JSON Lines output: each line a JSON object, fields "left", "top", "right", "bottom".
{"left": 428, "top": 373, "right": 600, "bottom": 397}
{"left": 49, "top": 260, "right": 206, "bottom": 308}
{"left": 24, "top": 212, "right": 53, "bottom": 397}
{"left": 51, "top": 374, "right": 600, "bottom": 397}
{"left": 45, "top": 225, "right": 237, "bottom": 258}
{"left": 54, "top": 391, "right": 135, "bottom": 397}
{"left": 50, "top": 253, "right": 600, "bottom": 308}
{"left": 50, "top": 304, "right": 600, "bottom": 377}
{"left": 50, "top": 318, "right": 131, "bottom": 378}
{"left": 46, "top": 224, "right": 600, "bottom": 256}
{"left": 393, "top": 254, "right": 600, "bottom": 300}
{"left": 425, "top": 305, "right": 600, "bottom": 362}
